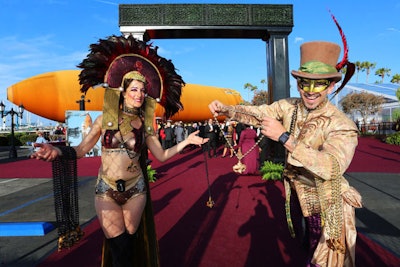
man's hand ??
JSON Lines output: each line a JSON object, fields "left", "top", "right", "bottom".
{"left": 260, "top": 117, "right": 287, "bottom": 142}
{"left": 208, "top": 100, "right": 226, "bottom": 117}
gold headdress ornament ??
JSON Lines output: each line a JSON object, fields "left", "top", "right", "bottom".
{"left": 122, "top": 71, "right": 146, "bottom": 84}
{"left": 77, "top": 35, "right": 184, "bottom": 134}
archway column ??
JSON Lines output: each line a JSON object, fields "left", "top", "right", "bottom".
{"left": 266, "top": 31, "right": 291, "bottom": 103}
{"left": 265, "top": 31, "right": 291, "bottom": 162}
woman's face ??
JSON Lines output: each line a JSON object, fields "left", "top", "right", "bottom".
{"left": 123, "top": 79, "right": 146, "bottom": 108}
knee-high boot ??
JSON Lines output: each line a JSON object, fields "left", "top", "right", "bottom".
{"left": 108, "top": 232, "right": 135, "bottom": 267}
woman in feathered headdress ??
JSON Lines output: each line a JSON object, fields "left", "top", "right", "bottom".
{"left": 31, "top": 35, "right": 208, "bottom": 267}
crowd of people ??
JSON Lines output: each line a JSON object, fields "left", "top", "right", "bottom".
{"left": 156, "top": 119, "right": 265, "bottom": 171}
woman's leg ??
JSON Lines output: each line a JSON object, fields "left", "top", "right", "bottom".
{"left": 95, "top": 195, "right": 146, "bottom": 267}
{"left": 122, "top": 194, "right": 147, "bottom": 235}
{"left": 222, "top": 147, "right": 227, "bottom": 157}
{"left": 108, "top": 232, "right": 134, "bottom": 267}
{"left": 95, "top": 196, "right": 126, "bottom": 238}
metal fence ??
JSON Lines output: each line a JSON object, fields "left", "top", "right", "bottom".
{"left": 357, "top": 121, "right": 398, "bottom": 135}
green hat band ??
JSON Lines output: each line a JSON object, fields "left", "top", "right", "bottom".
{"left": 299, "top": 61, "right": 337, "bottom": 74}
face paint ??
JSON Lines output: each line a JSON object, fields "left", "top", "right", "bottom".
{"left": 297, "top": 78, "right": 331, "bottom": 93}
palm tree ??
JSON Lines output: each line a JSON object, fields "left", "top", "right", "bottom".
{"left": 354, "top": 61, "right": 363, "bottom": 83}
{"left": 260, "top": 79, "right": 267, "bottom": 90}
{"left": 375, "top": 67, "right": 391, "bottom": 83}
{"left": 362, "top": 61, "right": 376, "bottom": 83}
{"left": 243, "top": 83, "right": 258, "bottom": 101}
{"left": 390, "top": 74, "right": 400, "bottom": 84}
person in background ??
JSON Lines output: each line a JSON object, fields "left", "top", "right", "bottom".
{"left": 185, "top": 122, "right": 197, "bottom": 151}
{"left": 198, "top": 121, "right": 205, "bottom": 139}
{"left": 33, "top": 131, "right": 48, "bottom": 152}
{"left": 204, "top": 118, "right": 218, "bottom": 158}
{"left": 237, "top": 124, "right": 259, "bottom": 175}
{"left": 186, "top": 122, "right": 196, "bottom": 137}
{"left": 221, "top": 121, "right": 234, "bottom": 158}
{"left": 257, "top": 133, "right": 270, "bottom": 168}
{"left": 164, "top": 121, "right": 174, "bottom": 149}
{"left": 174, "top": 121, "right": 185, "bottom": 144}
{"left": 235, "top": 122, "right": 245, "bottom": 143}
{"left": 158, "top": 123, "right": 166, "bottom": 150}
{"left": 209, "top": 37, "right": 362, "bottom": 266}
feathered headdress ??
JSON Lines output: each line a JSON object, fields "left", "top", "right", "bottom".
{"left": 77, "top": 35, "right": 184, "bottom": 133}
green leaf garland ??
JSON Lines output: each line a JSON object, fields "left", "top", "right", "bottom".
{"left": 260, "top": 161, "right": 284, "bottom": 181}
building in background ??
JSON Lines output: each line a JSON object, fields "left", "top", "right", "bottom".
{"left": 333, "top": 83, "right": 399, "bottom": 123}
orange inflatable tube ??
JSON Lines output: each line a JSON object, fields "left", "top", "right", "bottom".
{"left": 7, "top": 70, "right": 243, "bottom": 123}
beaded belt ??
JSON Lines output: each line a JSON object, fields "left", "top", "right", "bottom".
{"left": 95, "top": 176, "right": 146, "bottom": 205}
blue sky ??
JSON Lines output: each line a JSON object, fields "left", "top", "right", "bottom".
{"left": 1, "top": 0, "right": 399, "bottom": 126}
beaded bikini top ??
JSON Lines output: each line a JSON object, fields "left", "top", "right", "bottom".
{"left": 102, "top": 125, "right": 144, "bottom": 153}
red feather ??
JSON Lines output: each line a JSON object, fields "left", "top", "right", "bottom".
{"left": 329, "top": 10, "right": 348, "bottom": 71}
{"left": 329, "top": 10, "right": 355, "bottom": 97}
{"left": 331, "top": 62, "right": 355, "bottom": 99}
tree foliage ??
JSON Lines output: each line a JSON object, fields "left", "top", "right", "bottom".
{"left": 353, "top": 61, "right": 399, "bottom": 84}
{"left": 252, "top": 90, "right": 268, "bottom": 105}
{"left": 341, "top": 92, "right": 385, "bottom": 124}
{"left": 362, "top": 61, "right": 376, "bottom": 83}
{"left": 397, "top": 88, "right": 400, "bottom": 102}
{"left": 393, "top": 109, "right": 400, "bottom": 121}
{"left": 375, "top": 67, "right": 391, "bottom": 83}
{"left": 243, "top": 83, "right": 258, "bottom": 100}
{"left": 391, "top": 74, "right": 400, "bottom": 84}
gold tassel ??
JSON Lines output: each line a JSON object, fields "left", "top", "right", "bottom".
{"left": 327, "top": 238, "right": 345, "bottom": 254}
{"left": 206, "top": 196, "right": 215, "bottom": 208}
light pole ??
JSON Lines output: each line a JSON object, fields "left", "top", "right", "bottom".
{"left": 76, "top": 95, "right": 90, "bottom": 111}
{"left": 0, "top": 101, "right": 24, "bottom": 158}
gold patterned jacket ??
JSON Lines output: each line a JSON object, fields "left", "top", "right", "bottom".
{"left": 224, "top": 98, "right": 359, "bottom": 216}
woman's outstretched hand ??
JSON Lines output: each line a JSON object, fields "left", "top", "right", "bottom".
{"left": 187, "top": 130, "right": 209, "bottom": 146}
{"left": 30, "top": 143, "right": 61, "bottom": 162}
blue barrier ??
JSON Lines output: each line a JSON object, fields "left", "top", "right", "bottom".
{"left": 0, "top": 222, "right": 54, "bottom": 236}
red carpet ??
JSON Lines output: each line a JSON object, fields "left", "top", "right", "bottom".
{"left": 347, "top": 137, "right": 400, "bottom": 173}
{"left": 2, "top": 137, "right": 398, "bottom": 178}
{"left": 1, "top": 137, "right": 399, "bottom": 266}
{"left": 0, "top": 156, "right": 100, "bottom": 178}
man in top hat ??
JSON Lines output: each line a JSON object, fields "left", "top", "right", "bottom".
{"left": 208, "top": 40, "right": 362, "bottom": 267}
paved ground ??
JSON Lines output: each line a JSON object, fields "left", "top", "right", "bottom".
{"left": 345, "top": 172, "right": 400, "bottom": 258}
{"left": 0, "top": 147, "right": 97, "bottom": 267}
{"left": 0, "top": 146, "right": 399, "bottom": 267}
{"left": 0, "top": 146, "right": 32, "bottom": 161}
{"left": 0, "top": 177, "right": 96, "bottom": 267}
